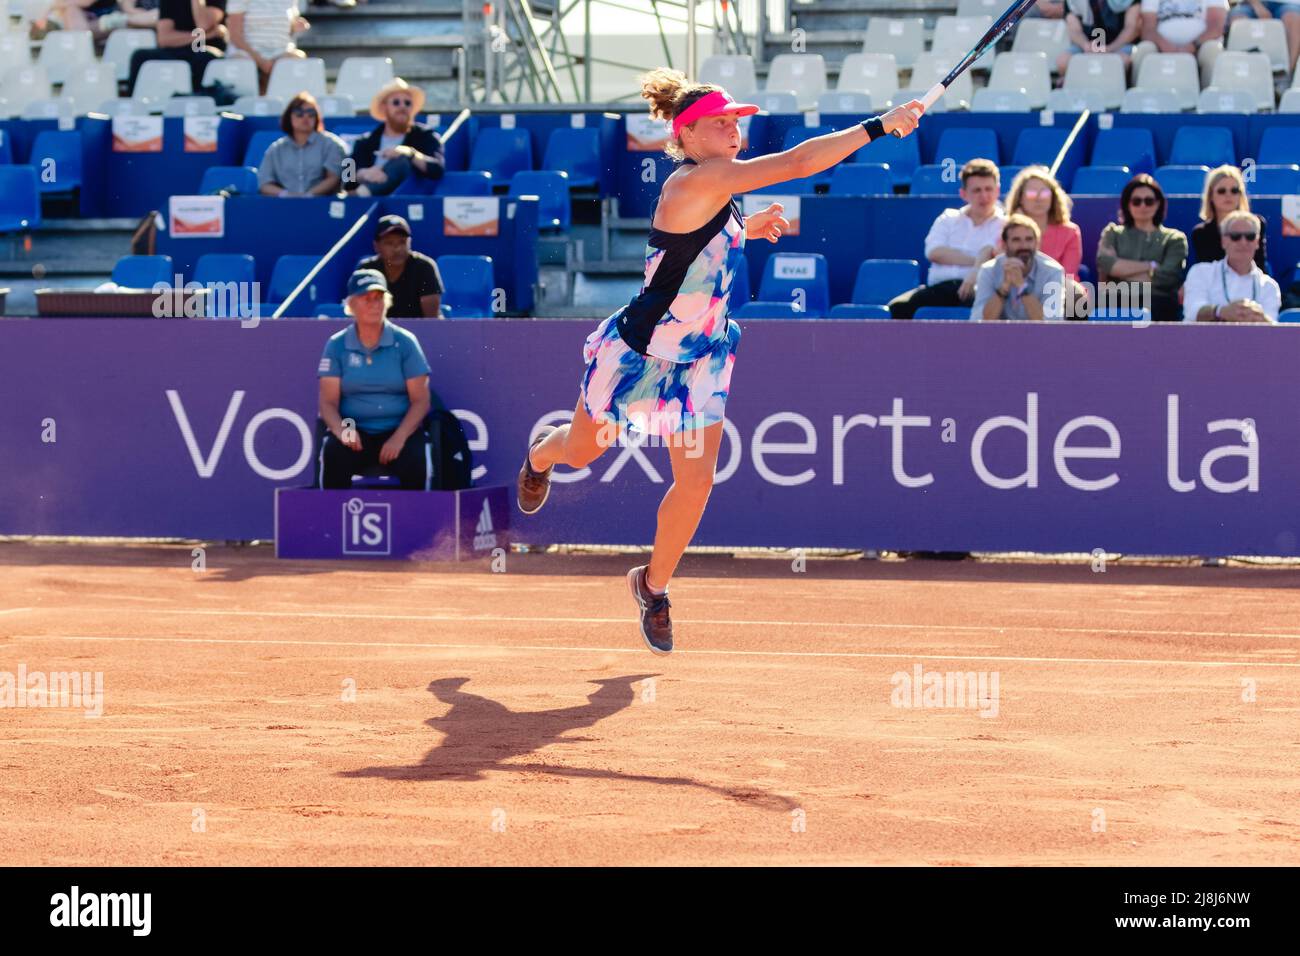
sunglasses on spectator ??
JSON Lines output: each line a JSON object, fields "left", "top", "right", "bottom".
{"left": 1022, "top": 187, "right": 1052, "bottom": 200}
{"left": 388, "top": 98, "right": 413, "bottom": 107}
{"left": 1129, "top": 195, "right": 1158, "bottom": 207}
{"left": 292, "top": 108, "right": 317, "bottom": 118}
{"left": 1214, "top": 186, "right": 1242, "bottom": 195}
{"left": 1225, "top": 231, "right": 1258, "bottom": 242}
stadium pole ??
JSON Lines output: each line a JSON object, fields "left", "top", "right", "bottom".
{"left": 686, "top": 0, "right": 697, "bottom": 80}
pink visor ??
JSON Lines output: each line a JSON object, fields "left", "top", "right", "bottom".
{"left": 671, "top": 90, "right": 759, "bottom": 139}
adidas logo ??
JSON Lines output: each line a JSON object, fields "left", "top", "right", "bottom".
{"left": 472, "top": 499, "right": 498, "bottom": 550}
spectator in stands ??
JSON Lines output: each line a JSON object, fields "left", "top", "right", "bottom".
{"left": 65, "top": 0, "right": 160, "bottom": 32}
{"left": 317, "top": 269, "right": 434, "bottom": 490}
{"left": 128, "top": 0, "right": 229, "bottom": 96}
{"left": 1005, "top": 166, "right": 1081, "bottom": 279}
{"left": 1230, "top": 0, "right": 1300, "bottom": 74}
{"left": 258, "top": 92, "right": 347, "bottom": 197}
{"left": 226, "top": 0, "right": 310, "bottom": 94}
{"left": 1096, "top": 173, "right": 1188, "bottom": 322}
{"left": 1133, "top": 0, "right": 1228, "bottom": 82}
{"left": 972, "top": 215, "right": 1067, "bottom": 321}
{"left": 1005, "top": 165, "right": 1089, "bottom": 316}
{"left": 345, "top": 79, "right": 446, "bottom": 197}
{"left": 1183, "top": 210, "right": 1280, "bottom": 321}
{"left": 1032, "top": 0, "right": 1068, "bottom": 15}
{"left": 1191, "top": 165, "right": 1269, "bottom": 269}
{"left": 39, "top": 0, "right": 125, "bottom": 35}
{"left": 888, "top": 159, "right": 1005, "bottom": 319}
{"left": 1057, "top": 0, "right": 1143, "bottom": 74}
{"left": 356, "top": 215, "right": 445, "bottom": 319}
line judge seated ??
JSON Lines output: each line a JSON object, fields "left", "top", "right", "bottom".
{"left": 1182, "top": 210, "right": 1281, "bottom": 323}
{"left": 971, "top": 214, "right": 1066, "bottom": 321}
{"left": 316, "top": 269, "right": 435, "bottom": 489}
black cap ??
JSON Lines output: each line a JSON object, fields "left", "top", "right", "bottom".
{"left": 375, "top": 214, "right": 411, "bottom": 239}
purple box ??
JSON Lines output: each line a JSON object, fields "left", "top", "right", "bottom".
{"left": 274, "top": 486, "right": 510, "bottom": 560}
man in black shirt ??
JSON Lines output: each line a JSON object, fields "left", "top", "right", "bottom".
{"left": 128, "top": 0, "right": 229, "bottom": 96}
{"left": 357, "top": 215, "right": 445, "bottom": 319}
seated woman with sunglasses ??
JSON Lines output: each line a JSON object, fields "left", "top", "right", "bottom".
{"left": 1189, "top": 166, "right": 1269, "bottom": 271}
{"left": 258, "top": 93, "right": 349, "bottom": 197}
{"left": 1182, "top": 210, "right": 1280, "bottom": 323}
{"left": 1095, "top": 173, "right": 1188, "bottom": 323}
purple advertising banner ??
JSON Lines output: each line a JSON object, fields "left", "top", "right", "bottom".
{"left": 2, "top": 318, "right": 1298, "bottom": 555}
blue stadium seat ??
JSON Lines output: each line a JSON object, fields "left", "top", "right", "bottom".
{"left": 909, "top": 164, "right": 962, "bottom": 195}
{"left": 1249, "top": 164, "right": 1300, "bottom": 195}
{"left": 243, "top": 129, "right": 283, "bottom": 168}
{"left": 1090, "top": 128, "right": 1155, "bottom": 175}
{"left": 728, "top": 254, "right": 750, "bottom": 312}
{"left": 508, "top": 170, "right": 570, "bottom": 230}
{"left": 0, "top": 130, "right": 13, "bottom": 165}
{"left": 1258, "top": 127, "right": 1300, "bottom": 166}
{"left": 1168, "top": 126, "right": 1235, "bottom": 168}
{"left": 434, "top": 170, "right": 493, "bottom": 196}
{"left": 112, "top": 254, "right": 174, "bottom": 289}
{"left": 542, "top": 127, "right": 600, "bottom": 188}
{"left": 315, "top": 303, "right": 349, "bottom": 319}
{"left": 469, "top": 128, "right": 534, "bottom": 182}
{"left": 29, "top": 131, "right": 82, "bottom": 194}
{"left": 836, "top": 258, "right": 921, "bottom": 309}
{"left": 199, "top": 165, "right": 259, "bottom": 195}
{"left": 828, "top": 163, "right": 893, "bottom": 195}
{"left": 438, "top": 254, "right": 495, "bottom": 317}
{"left": 858, "top": 133, "right": 919, "bottom": 187}
{"left": 193, "top": 253, "right": 256, "bottom": 318}
{"left": 1279, "top": 308, "right": 1300, "bottom": 323}
{"left": 1154, "top": 164, "right": 1211, "bottom": 195}
{"left": 1012, "top": 127, "right": 1070, "bottom": 167}
{"left": 1071, "top": 165, "right": 1132, "bottom": 194}
{"left": 935, "top": 127, "right": 1000, "bottom": 166}
{"left": 998, "top": 165, "right": 1026, "bottom": 195}
{"left": 826, "top": 304, "right": 891, "bottom": 319}
{"left": 0, "top": 166, "right": 41, "bottom": 232}
{"left": 913, "top": 306, "right": 973, "bottom": 320}
{"left": 732, "top": 301, "right": 824, "bottom": 319}
{"left": 746, "top": 252, "right": 831, "bottom": 317}
{"left": 265, "top": 254, "right": 320, "bottom": 315}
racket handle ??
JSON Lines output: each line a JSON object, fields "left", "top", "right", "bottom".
{"left": 889, "top": 82, "right": 943, "bottom": 137}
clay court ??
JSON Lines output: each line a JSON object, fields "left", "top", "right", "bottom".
{"left": 1, "top": 541, "right": 1298, "bottom": 867}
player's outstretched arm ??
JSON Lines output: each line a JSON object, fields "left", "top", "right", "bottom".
{"left": 693, "top": 102, "right": 923, "bottom": 199}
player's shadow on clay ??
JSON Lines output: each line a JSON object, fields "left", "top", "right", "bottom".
{"left": 338, "top": 676, "right": 797, "bottom": 811}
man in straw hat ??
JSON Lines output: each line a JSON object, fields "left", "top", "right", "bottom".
{"left": 345, "top": 78, "right": 446, "bottom": 197}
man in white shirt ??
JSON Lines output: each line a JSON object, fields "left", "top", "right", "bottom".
{"left": 888, "top": 159, "right": 1006, "bottom": 319}
{"left": 1183, "top": 210, "right": 1280, "bottom": 321}
{"left": 1133, "top": 0, "right": 1228, "bottom": 84}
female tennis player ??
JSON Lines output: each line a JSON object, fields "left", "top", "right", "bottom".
{"left": 517, "top": 68, "right": 923, "bottom": 655}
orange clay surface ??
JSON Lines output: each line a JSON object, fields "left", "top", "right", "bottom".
{"left": 1, "top": 541, "right": 1298, "bottom": 866}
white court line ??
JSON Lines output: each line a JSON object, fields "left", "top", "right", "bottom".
{"left": 34, "top": 605, "right": 1300, "bottom": 643}
{"left": 10, "top": 633, "right": 1300, "bottom": 668}
{"left": 0, "top": 608, "right": 33, "bottom": 616}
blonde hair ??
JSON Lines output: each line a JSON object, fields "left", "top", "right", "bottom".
{"left": 1200, "top": 165, "right": 1251, "bottom": 223}
{"left": 1220, "top": 209, "right": 1260, "bottom": 234}
{"left": 639, "top": 67, "right": 722, "bottom": 162}
{"left": 1006, "top": 165, "right": 1073, "bottom": 226}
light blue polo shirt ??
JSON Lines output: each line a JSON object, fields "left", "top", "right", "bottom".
{"left": 317, "top": 321, "right": 430, "bottom": 432}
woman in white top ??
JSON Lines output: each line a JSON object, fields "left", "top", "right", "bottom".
{"left": 227, "top": 0, "right": 311, "bottom": 92}
{"left": 1182, "top": 210, "right": 1280, "bottom": 322}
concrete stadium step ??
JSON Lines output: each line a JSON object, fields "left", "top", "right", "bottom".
{"left": 787, "top": 0, "right": 958, "bottom": 32}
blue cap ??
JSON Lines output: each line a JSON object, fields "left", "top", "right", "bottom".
{"left": 346, "top": 268, "right": 387, "bottom": 297}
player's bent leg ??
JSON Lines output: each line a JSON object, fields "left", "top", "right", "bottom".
{"left": 518, "top": 394, "right": 619, "bottom": 514}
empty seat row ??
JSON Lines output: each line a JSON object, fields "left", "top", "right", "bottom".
{"left": 110, "top": 252, "right": 499, "bottom": 318}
